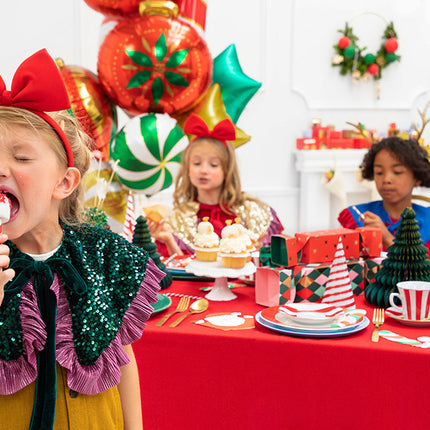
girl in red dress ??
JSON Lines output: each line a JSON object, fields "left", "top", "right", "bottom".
{"left": 150, "top": 114, "right": 284, "bottom": 257}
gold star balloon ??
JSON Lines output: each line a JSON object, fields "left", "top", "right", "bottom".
{"left": 175, "top": 84, "right": 251, "bottom": 148}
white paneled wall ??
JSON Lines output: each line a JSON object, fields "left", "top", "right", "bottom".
{"left": 2, "top": 0, "right": 430, "bottom": 234}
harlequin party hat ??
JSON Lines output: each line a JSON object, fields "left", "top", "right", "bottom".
{"left": 322, "top": 236, "right": 355, "bottom": 309}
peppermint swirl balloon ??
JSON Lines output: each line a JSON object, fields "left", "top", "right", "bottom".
{"left": 111, "top": 113, "right": 188, "bottom": 195}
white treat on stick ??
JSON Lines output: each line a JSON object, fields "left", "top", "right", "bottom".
{"left": 0, "top": 194, "right": 11, "bottom": 232}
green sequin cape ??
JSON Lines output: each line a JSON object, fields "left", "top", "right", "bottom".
{"left": 0, "top": 223, "right": 162, "bottom": 428}
{"left": 0, "top": 222, "right": 157, "bottom": 363}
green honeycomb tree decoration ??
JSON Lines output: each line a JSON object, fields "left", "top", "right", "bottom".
{"left": 365, "top": 207, "right": 430, "bottom": 307}
{"left": 133, "top": 215, "right": 172, "bottom": 290}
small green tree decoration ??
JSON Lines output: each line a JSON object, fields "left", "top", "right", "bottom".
{"left": 365, "top": 207, "right": 430, "bottom": 307}
{"left": 82, "top": 207, "right": 110, "bottom": 229}
{"left": 133, "top": 215, "right": 173, "bottom": 290}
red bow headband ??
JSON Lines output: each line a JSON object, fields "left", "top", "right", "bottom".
{"left": 183, "top": 113, "right": 236, "bottom": 148}
{"left": 0, "top": 49, "right": 74, "bottom": 167}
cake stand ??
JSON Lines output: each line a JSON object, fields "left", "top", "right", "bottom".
{"left": 185, "top": 259, "right": 256, "bottom": 301}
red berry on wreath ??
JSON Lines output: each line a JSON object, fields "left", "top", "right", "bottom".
{"left": 367, "top": 63, "right": 380, "bottom": 76}
{"left": 338, "top": 36, "right": 350, "bottom": 50}
{"left": 385, "top": 38, "right": 398, "bottom": 53}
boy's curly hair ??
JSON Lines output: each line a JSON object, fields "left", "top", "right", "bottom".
{"left": 360, "top": 136, "right": 430, "bottom": 187}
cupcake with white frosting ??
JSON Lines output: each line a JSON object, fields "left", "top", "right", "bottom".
{"left": 194, "top": 217, "right": 220, "bottom": 262}
{"left": 219, "top": 220, "right": 250, "bottom": 269}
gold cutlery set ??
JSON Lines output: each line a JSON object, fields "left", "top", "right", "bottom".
{"left": 156, "top": 297, "right": 209, "bottom": 327}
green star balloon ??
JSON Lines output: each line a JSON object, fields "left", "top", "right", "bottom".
{"left": 212, "top": 44, "right": 262, "bottom": 123}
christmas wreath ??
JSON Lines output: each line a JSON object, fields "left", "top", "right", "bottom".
{"left": 332, "top": 21, "right": 400, "bottom": 81}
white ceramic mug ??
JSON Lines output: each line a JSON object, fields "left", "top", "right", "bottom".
{"left": 389, "top": 281, "right": 430, "bottom": 320}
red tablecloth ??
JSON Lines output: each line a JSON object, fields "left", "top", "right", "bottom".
{"left": 133, "top": 280, "right": 430, "bottom": 430}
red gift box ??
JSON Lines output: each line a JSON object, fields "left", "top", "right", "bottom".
{"left": 295, "top": 228, "right": 360, "bottom": 264}
{"left": 296, "top": 138, "right": 318, "bottom": 150}
{"left": 356, "top": 227, "right": 383, "bottom": 258}
{"left": 270, "top": 234, "right": 304, "bottom": 268}
{"left": 328, "top": 138, "right": 354, "bottom": 149}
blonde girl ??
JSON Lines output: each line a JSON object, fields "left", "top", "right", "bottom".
{"left": 150, "top": 114, "right": 284, "bottom": 256}
{"left": 0, "top": 49, "right": 163, "bottom": 430}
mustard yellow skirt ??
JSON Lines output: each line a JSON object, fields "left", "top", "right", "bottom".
{"left": 0, "top": 365, "right": 123, "bottom": 430}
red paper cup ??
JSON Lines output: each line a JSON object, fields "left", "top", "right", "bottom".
{"left": 389, "top": 281, "right": 430, "bottom": 320}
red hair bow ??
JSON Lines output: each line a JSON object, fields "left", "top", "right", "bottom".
{"left": 0, "top": 49, "right": 74, "bottom": 166}
{"left": 183, "top": 113, "right": 236, "bottom": 148}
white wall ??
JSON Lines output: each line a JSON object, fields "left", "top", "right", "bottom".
{"left": 2, "top": 0, "right": 430, "bottom": 234}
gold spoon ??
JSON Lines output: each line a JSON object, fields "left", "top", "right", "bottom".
{"left": 169, "top": 298, "right": 209, "bottom": 327}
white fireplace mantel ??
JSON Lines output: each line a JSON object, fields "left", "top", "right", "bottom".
{"left": 294, "top": 149, "right": 377, "bottom": 231}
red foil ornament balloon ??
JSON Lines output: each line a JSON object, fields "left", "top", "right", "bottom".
{"left": 56, "top": 59, "right": 117, "bottom": 161}
{"left": 97, "top": 14, "right": 212, "bottom": 116}
{"left": 83, "top": 0, "right": 141, "bottom": 17}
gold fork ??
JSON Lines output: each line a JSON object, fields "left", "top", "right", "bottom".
{"left": 371, "top": 308, "right": 385, "bottom": 342}
{"left": 156, "top": 296, "right": 190, "bottom": 327}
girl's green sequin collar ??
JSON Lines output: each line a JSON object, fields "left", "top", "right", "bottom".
{"left": 0, "top": 223, "right": 149, "bottom": 365}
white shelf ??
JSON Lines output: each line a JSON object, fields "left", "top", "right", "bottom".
{"left": 294, "top": 149, "right": 377, "bottom": 231}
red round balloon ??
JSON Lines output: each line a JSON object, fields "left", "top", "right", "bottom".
{"left": 97, "top": 15, "right": 212, "bottom": 116}
{"left": 57, "top": 60, "right": 117, "bottom": 161}
{"left": 385, "top": 38, "right": 398, "bottom": 54}
{"left": 83, "top": 0, "right": 141, "bottom": 17}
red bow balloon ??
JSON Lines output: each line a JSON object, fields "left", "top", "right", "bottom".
{"left": 183, "top": 113, "right": 236, "bottom": 147}
{"left": 0, "top": 49, "right": 74, "bottom": 166}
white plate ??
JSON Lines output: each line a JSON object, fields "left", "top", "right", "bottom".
{"left": 277, "top": 303, "right": 344, "bottom": 326}
{"left": 259, "top": 306, "right": 366, "bottom": 333}
{"left": 255, "top": 312, "right": 370, "bottom": 338}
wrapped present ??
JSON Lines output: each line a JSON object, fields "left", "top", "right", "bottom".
{"left": 255, "top": 260, "right": 366, "bottom": 305}
{"left": 255, "top": 266, "right": 296, "bottom": 307}
{"left": 270, "top": 235, "right": 304, "bottom": 268}
{"left": 296, "top": 137, "right": 318, "bottom": 150}
{"left": 364, "top": 255, "right": 385, "bottom": 285}
{"left": 295, "top": 228, "right": 360, "bottom": 264}
{"left": 293, "top": 259, "right": 366, "bottom": 302}
{"left": 356, "top": 227, "right": 383, "bottom": 258}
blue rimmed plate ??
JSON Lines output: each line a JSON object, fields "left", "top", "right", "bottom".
{"left": 255, "top": 311, "right": 369, "bottom": 338}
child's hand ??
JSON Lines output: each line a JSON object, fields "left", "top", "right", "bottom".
{"left": 0, "top": 234, "right": 15, "bottom": 307}
{"left": 147, "top": 220, "right": 183, "bottom": 256}
{"left": 362, "top": 211, "right": 395, "bottom": 248}
{"left": 148, "top": 219, "right": 173, "bottom": 243}
{"left": 253, "top": 232, "right": 267, "bottom": 252}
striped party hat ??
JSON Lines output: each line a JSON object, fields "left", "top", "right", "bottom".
{"left": 121, "top": 191, "right": 136, "bottom": 243}
{"left": 322, "top": 236, "right": 355, "bottom": 309}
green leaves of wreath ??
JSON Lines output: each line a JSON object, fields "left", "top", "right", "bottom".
{"left": 125, "top": 33, "right": 190, "bottom": 105}
{"left": 332, "top": 22, "right": 400, "bottom": 81}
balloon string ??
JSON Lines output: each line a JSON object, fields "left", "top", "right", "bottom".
{"left": 96, "top": 160, "right": 119, "bottom": 213}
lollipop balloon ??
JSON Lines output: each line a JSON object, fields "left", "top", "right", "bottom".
{"left": 0, "top": 194, "right": 11, "bottom": 232}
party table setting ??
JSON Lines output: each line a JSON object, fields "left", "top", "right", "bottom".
{"left": 134, "top": 272, "right": 430, "bottom": 430}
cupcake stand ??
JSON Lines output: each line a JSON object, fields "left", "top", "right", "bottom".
{"left": 186, "top": 259, "right": 256, "bottom": 301}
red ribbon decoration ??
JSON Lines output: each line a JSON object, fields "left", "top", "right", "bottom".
{"left": 0, "top": 49, "right": 74, "bottom": 167}
{"left": 183, "top": 113, "right": 236, "bottom": 148}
